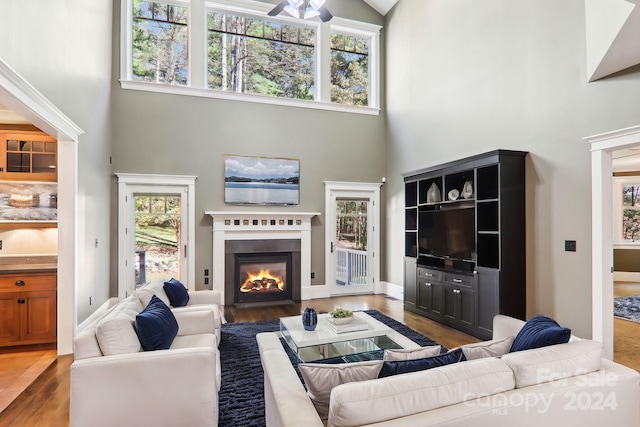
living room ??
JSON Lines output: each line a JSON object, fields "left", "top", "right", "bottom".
{"left": 1, "top": 0, "right": 640, "bottom": 425}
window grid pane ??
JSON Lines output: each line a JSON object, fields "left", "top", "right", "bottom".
{"left": 330, "top": 32, "right": 370, "bottom": 107}
{"left": 132, "top": 0, "right": 189, "bottom": 86}
{"left": 207, "top": 11, "right": 315, "bottom": 100}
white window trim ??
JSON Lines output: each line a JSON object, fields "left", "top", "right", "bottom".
{"left": 120, "top": 0, "right": 381, "bottom": 115}
{"left": 116, "top": 173, "right": 197, "bottom": 299}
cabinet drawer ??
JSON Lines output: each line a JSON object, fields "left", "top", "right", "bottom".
{"left": 0, "top": 274, "right": 57, "bottom": 291}
{"left": 443, "top": 273, "right": 474, "bottom": 288}
{"left": 417, "top": 268, "right": 442, "bottom": 281}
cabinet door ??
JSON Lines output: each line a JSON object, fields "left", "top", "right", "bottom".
{"left": 458, "top": 288, "right": 475, "bottom": 330}
{"left": 20, "top": 290, "right": 57, "bottom": 343}
{"left": 476, "top": 268, "right": 500, "bottom": 339}
{"left": 0, "top": 292, "right": 21, "bottom": 344}
{"left": 404, "top": 258, "right": 417, "bottom": 308}
{"left": 443, "top": 286, "right": 474, "bottom": 330}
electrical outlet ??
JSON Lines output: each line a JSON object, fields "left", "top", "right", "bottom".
{"left": 204, "top": 277, "right": 209, "bottom": 285}
{"left": 204, "top": 269, "right": 209, "bottom": 276}
{"left": 311, "top": 272, "right": 315, "bottom": 279}
{"left": 565, "top": 240, "right": 576, "bottom": 252}
{"left": 0, "top": 240, "right": 3, "bottom": 250}
{"left": 89, "top": 296, "right": 92, "bottom": 305}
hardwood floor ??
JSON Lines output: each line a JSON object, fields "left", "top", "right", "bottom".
{"left": 0, "top": 293, "right": 638, "bottom": 426}
{"left": 614, "top": 282, "right": 640, "bottom": 371}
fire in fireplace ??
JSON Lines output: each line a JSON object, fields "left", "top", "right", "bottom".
{"left": 240, "top": 264, "right": 286, "bottom": 293}
{"left": 235, "top": 253, "right": 293, "bottom": 304}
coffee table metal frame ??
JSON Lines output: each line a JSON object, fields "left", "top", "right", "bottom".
{"left": 279, "top": 311, "right": 421, "bottom": 362}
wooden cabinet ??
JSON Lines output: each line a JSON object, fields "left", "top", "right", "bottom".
{"left": 0, "top": 273, "right": 57, "bottom": 346}
{"left": 0, "top": 131, "right": 57, "bottom": 181}
{"left": 403, "top": 150, "right": 526, "bottom": 340}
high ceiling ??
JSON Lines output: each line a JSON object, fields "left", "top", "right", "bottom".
{"left": 363, "top": 0, "right": 398, "bottom": 15}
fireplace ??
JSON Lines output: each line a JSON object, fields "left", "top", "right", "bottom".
{"left": 225, "top": 239, "right": 301, "bottom": 306}
{"left": 235, "top": 253, "right": 293, "bottom": 304}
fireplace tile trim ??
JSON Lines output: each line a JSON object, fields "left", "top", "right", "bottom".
{"left": 206, "top": 211, "right": 320, "bottom": 305}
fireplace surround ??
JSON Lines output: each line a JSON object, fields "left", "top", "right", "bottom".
{"left": 206, "top": 211, "right": 320, "bottom": 306}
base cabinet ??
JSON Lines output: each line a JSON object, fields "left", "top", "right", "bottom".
{"left": 403, "top": 258, "right": 417, "bottom": 310}
{"left": 0, "top": 273, "right": 57, "bottom": 346}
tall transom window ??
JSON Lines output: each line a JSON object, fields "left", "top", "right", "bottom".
{"left": 121, "top": 0, "right": 381, "bottom": 114}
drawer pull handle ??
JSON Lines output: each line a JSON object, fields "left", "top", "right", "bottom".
{"left": 15, "top": 280, "right": 25, "bottom": 286}
{"left": 18, "top": 298, "right": 25, "bottom": 303}
{"left": 425, "top": 273, "right": 433, "bottom": 277}
{"left": 425, "top": 282, "right": 432, "bottom": 287}
{"left": 453, "top": 279, "right": 463, "bottom": 283}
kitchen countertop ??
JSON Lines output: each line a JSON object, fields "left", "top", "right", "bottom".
{"left": 0, "top": 255, "right": 57, "bottom": 274}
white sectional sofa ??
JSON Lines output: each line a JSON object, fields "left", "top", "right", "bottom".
{"left": 70, "top": 284, "right": 223, "bottom": 427}
{"left": 258, "top": 314, "right": 640, "bottom": 427}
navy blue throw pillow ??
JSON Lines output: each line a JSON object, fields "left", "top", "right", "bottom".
{"left": 378, "top": 348, "right": 466, "bottom": 378}
{"left": 163, "top": 278, "right": 190, "bottom": 307}
{"left": 134, "top": 295, "right": 179, "bottom": 351}
{"left": 509, "top": 315, "right": 571, "bottom": 352}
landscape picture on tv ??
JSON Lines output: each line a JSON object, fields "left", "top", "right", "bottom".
{"left": 224, "top": 155, "right": 300, "bottom": 205}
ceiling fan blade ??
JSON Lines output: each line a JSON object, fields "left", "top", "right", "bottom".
{"left": 268, "top": 0, "right": 288, "bottom": 16}
{"left": 318, "top": 5, "right": 333, "bottom": 22}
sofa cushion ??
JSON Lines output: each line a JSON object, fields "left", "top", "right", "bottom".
{"left": 134, "top": 280, "right": 171, "bottom": 308}
{"left": 378, "top": 347, "right": 465, "bottom": 378}
{"left": 510, "top": 315, "right": 571, "bottom": 352}
{"left": 501, "top": 339, "right": 603, "bottom": 388}
{"left": 134, "top": 295, "right": 179, "bottom": 351}
{"left": 299, "top": 360, "right": 383, "bottom": 419}
{"left": 383, "top": 345, "right": 442, "bottom": 361}
{"left": 164, "top": 278, "right": 190, "bottom": 307}
{"left": 96, "top": 296, "right": 143, "bottom": 356}
{"left": 460, "top": 336, "right": 514, "bottom": 360}
{"left": 329, "top": 357, "right": 516, "bottom": 427}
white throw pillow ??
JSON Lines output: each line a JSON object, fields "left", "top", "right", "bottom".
{"left": 96, "top": 297, "right": 143, "bottom": 355}
{"left": 461, "top": 336, "right": 514, "bottom": 360}
{"left": 134, "top": 281, "right": 171, "bottom": 307}
{"left": 383, "top": 345, "right": 442, "bottom": 361}
{"left": 299, "top": 360, "right": 383, "bottom": 419}
{"left": 501, "top": 339, "right": 602, "bottom": 388}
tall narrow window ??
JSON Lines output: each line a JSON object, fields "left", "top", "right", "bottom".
{"left": 330, "top": 32, "right": 369, "bottom": 106}
{"left": 623, "top": 185, "right": 640, "bottom": 241}
{"left": 132, "top": 0, "right": 188, "bottom": 85}
{"left": 207, "top": 11, "right": 316, "bottom": 100}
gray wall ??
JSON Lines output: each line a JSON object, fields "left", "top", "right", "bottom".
{"left": 0, "top": 0, "right": 114, "bottom": 323}
{"left": 384, "top": 0, "right": 640, "bottom": 337}
{"left": 109, "top": 0, "right": 386, "bottom": 291}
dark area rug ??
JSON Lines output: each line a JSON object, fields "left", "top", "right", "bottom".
{"left": 614, "top": 294, "right": 640, "bottom": 323}
{"left": 217, "top": 309, "right": 444, "bottom": 427}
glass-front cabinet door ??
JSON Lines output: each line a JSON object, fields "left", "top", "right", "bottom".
{"left": 0, "top": 132, "right": 57, "bottom": 181}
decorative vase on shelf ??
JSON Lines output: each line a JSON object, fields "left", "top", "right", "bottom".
{"left": 302, "top": 307, "right": 318, "bottom": 331}
{"left": 462, "top": 181, "right": 474, "bottom": 199}
{"left": 426, "top": 182, "right": 441, "bottom": 203}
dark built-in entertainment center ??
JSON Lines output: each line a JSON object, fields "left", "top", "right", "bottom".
{"left": 403, "top": 150, "right": 527, "bottom": 340}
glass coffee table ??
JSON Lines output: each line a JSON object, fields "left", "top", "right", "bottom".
{"left": 279, "top": 311, "right": 421, "bottom": 363}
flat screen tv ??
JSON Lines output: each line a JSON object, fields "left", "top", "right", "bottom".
{"left": 418, "top": 206, "right": 476, "bottom": 261}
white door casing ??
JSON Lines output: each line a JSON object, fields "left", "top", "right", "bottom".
{"left": 324, "top": 181, "right": 382, "bottom": 296}
{"left": 116, "top": 173, "right": 196, "bottom": 299}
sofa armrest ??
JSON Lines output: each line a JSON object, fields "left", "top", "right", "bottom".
{"left": 492, "top": 314, "right": 525, "bottom": 340}
{"left": 188, "top": 290, "right": 222, "bottom": 306}
{"left": 173, "top": 309, "right": 217, "bottom": 336}
{"left": 257, "top": 333, "right": 324, "bottom": 427}
{"left": 70, "top": 347, "right": 218, "bottom": 427}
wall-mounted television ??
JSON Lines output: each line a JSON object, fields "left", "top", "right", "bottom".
{"left": 418, "top": 206, "right": 476, "bottom": 261}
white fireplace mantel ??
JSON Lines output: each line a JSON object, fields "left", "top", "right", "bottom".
{"left": 205, "top": 211, "right": 320, "bottom": 305}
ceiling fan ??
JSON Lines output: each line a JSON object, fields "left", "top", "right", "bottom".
{"left": 268, "top": 0, "right": 333, "bottom": 22}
